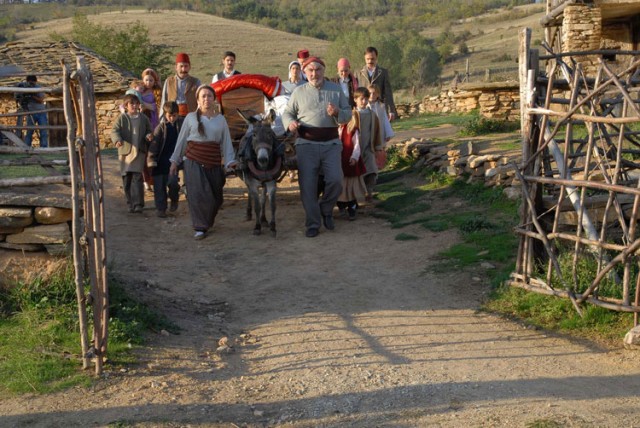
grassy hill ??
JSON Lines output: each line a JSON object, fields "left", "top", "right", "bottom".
{"left": 14, "top": 9, "right": 330, "bottom": 83}
{"left": 436, "top": 3, "right": 546, "bottom": 83}
{"left": 10, "top": 4, "right": 548, "bottom": 99}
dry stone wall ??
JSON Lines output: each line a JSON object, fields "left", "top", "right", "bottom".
{"left": 408, "top": 83, "right": 520, "bottom": 121}
{"left": 0, "top": 185, "right": 73, "bottom": 256}
{"left": 394, "top": 137, "right": 521, "bottom": 200}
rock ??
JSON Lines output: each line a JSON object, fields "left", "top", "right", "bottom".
{"left": 480, "top": 262, "right": 496, "bottom": 269}
{"left": 485, "top": 167, "right": 499, "bottom": 178}
{"left": 0, "top": 215, "right": 33, "bottom": 229}
{"left": 160, "top": 329, "right": 170, "bottom": 336}
{"left": 624, "top": 326, "right": 640, "bottom": 349}
{"left": 469, "top": 155, "right": 488, "bottom": 169}
{"left": 0, "top": 226, "right": 25, "bottom": 234}
{"left": 6, "top": 223, "right": 71, "bottom": 245}
{"left": 0, "top": 207, "right": 32, "bottom": 218}
{"left": 0, "top": 242, "right": 45, "bottom": 252}
{"left": 413, "top": 157, "right": 427, "bottom": 169}
{"left": 503, "top": 186, "right": 521, "bottom": 200}
{"left": 218, "top": 336, "right": 229, "bottom": 346}
{"left": 253, "top": 409, "right": 265, "bottom": 417}
{"left": 0, "top": 185, "right": 72, "bottom": 209}
{"left": 445, "top": 166, "right": 458, "bottom": 176}
{"left": 216, "top": 345, "right": 233, "bottom": 354}
{"left": 44, "top": 243, "right": 72, "bottom": 256}
{"left": 35, "top": 207, "right": 73, "bottom": 224}
{"left": 454, "top": 156, "right": 468, "bottom": 167}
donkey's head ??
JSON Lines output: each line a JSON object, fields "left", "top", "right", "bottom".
{"left": 238, "top": 109, "right": 278, "bottom": 170}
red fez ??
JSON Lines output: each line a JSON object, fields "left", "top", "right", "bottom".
{"left": 175, "top": 52, "right": 190, "bottom": 64}
{"left": 302, "top": 56, "right": 325, "bottom": 70}
{"left": 297, "top": 49, "right": 310, "bottom": 59}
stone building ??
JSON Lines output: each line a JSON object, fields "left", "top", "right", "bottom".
{"left": 542, "top": 0, "right": 640, "bottom": 74}
{"left": 0, "top": 40, "right": 134, "bottom": 147}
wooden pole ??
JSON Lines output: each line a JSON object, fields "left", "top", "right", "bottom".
{"left": 63, "top": 61, "right": 91, "bottom": 370}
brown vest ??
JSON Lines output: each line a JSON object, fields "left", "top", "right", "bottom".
{"left": 165, "top": 75, "right": 199, "bottom": 113}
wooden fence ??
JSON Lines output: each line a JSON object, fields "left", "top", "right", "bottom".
{"left": 511, "top": 28, "right": 640, "bottom": 327}
{"left": 0, "top": 57, "right": 109, "bottom": 375}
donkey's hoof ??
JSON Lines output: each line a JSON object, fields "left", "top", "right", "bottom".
{"left": 271, "top": 230, "right": 277, "bottom": 238}
{"left": 253, "top": 229, "right": 261, "bottom": 236}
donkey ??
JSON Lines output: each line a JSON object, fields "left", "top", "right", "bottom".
{"left": 237, "top": 109, "right": 285, "bottom": 236}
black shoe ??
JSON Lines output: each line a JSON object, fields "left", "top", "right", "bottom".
{"left": 323, "top": 215, "right": 335, "bottom": 230}
{"left": 170, "top": 200, "right": 179, "bottom": 212}
{"left": 348, "top": 206, "right": 356, "bottom": 221}
{"left": 305, "top": 228, "right": 319, "bottom": 238}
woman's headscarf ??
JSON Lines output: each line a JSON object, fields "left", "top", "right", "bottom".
{"left": 288, "top": 61, "right": 302, "bottom": 82}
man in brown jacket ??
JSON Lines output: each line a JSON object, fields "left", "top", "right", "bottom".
{"left": 359, "top": 46, "right": 397, "bottom": 121}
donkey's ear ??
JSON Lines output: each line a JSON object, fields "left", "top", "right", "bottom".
{"left": 266, "top": 108, "right": 277, "bottom": 124}
{"left": 237, "top": 109, "right": 256, "bottom": 124}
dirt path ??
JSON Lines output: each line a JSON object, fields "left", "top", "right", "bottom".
{"left": 1, "top": 128, "right": 640, "bottom": 427}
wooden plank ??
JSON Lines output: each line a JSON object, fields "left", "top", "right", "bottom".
{"left": 0, "top": 175, "right": 71, "bottom": 187}
{"left": 1, "top": 130, "right": 28, "bottom": 147}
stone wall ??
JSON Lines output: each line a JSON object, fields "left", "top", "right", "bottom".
{"left": 396, "top": 137, "right": 521, "bottom": 200}
{"left": 0, "top": 186, "right": 73, "bottom": 256}
{"left": 411, "top": 82, "right": 520, "bottom": 121}
{"left": 562, "top": 4, "right": 602, "bottom": 74}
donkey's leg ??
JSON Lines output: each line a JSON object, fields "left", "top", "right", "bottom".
{"left": 248, "top": 180, "right": 262, "bottom": 235}
{"left": 260, "top": 185, "right": 269, "bottom": 227}
{"left": 245, "top": 190, "right": 252, "bottom": 221}
{"left": 266, "top": 180, "right": 277, "bottom": 236}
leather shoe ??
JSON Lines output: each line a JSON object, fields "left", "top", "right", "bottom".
{"left": 323, "top": 215, "right": 335, "bottom": 230}
{"left": 305, "top": 228, "right": 319, "bottom": 238}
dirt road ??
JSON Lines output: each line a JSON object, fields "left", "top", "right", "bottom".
{"left": 1, "top": 132, "right": 640, "bottom": 427}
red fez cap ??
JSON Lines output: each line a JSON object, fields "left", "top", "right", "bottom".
{"left": 297, "top": 49, "right": 310, "bottom": 59}
{"left": 302, "top": 56, "right": 325, "bottom": 70}
{"left": 175, "top": 52, "right": 190, "bottom": 64}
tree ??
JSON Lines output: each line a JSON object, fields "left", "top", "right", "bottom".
{"left": 402, "top": 36, "right": 442, "bottom": 88}
{"left": 69, "top": 14, "right": 172, "bottom": 77}
{"left": 327, "top": 29, "right": 402, "bottom": 89}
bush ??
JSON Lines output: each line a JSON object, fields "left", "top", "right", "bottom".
{"left": 66, "top": 14, "right": 172, "bottom": 77}
{"left": 459, "top": 113, "right": 519, "bottom": 136}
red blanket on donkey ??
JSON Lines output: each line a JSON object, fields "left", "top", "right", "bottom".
{"left": 211, "top": 74, "right": 283, "bottom": 100}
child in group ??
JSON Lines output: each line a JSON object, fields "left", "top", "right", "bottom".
{"left": 337, "top": 88, "right": 368, "bottom": 221}
{"left": 140, "top": 68, "right": 162, "bottom": 130}
{"left": 110, "top": 93, "right": 154, "bottom": 214}
{"left": 368, "top": 84, "right": 394, "bottom": 170}
{"left": 126, "top": 78, "right": 155, "bottom": 193}
{"left": 148, "top": 101, "right": 182, "bottom": 218}
{"left": 353, "top": 86, "right": 384, "bottom": 203}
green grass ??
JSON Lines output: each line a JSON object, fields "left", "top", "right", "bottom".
{"left": 0, "top": 259, "right": 177, "bottom": 397}
{"left": 375, "top": 155, "right": 633, "bottom": 342}
{"left": 392, "top": 112, "right": 473, "bottom": 132}
{"left": 485, "top": 285, "right": 632, "bottom": 342}
{"left": 0, "top": 153, "right": 70, "bottom": 180}
{"left": 458, "top": 111, "right": 520, "bottom": 136}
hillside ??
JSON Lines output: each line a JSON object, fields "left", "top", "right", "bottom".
{"left": 437, "top": 3, "right": 546, "bottom": 83}
{"left": 11, "top": 4, "right": 548, "bottom": 98}
{"left": 14, "top": 9, "right": 330, "bottom": 83}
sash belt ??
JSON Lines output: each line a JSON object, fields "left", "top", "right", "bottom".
{"left": 298, "top": 125, "right": 338, "bottom": 142}
{"left": 185, "top": 141, "right": 221, "bottom": 169}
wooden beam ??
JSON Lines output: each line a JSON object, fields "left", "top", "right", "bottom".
{"left": 0, "top": 175, "right": 71, "bottom": 187}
